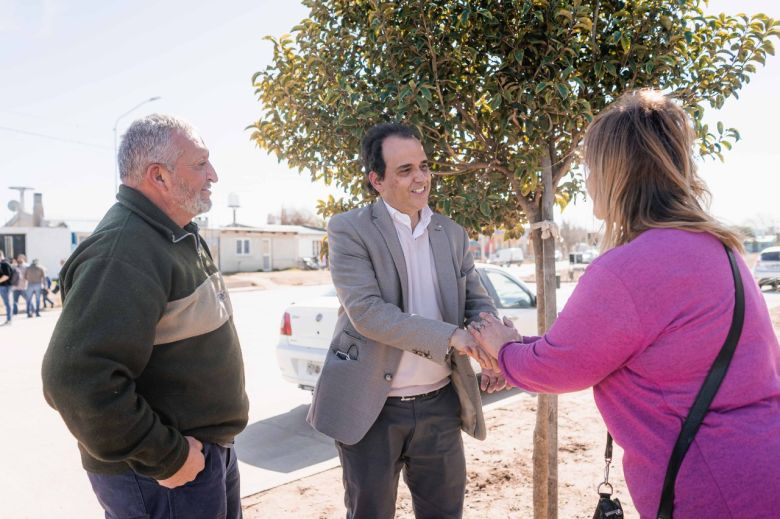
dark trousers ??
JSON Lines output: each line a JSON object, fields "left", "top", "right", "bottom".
{"left": 336, "top": 383, "right": 466, "bottom": 519}
{"left": 87, "top": 443, "right": 242, "bottom": 519}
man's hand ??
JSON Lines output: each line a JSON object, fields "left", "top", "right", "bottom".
{"left": 449, "top": 328, "right": 500, "bottom": 371}
{"left": 468, "top": 313, "right": 523, "bottom": 359}
{"left": 480, "top": 368, "right": 509, "bottom": 393}
{"left": 157, "top": 436, "right": 205, "bottom": 489}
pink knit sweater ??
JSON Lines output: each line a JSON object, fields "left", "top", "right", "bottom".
{"left": 499, "top": 229, "right": 780, "bottom": 518}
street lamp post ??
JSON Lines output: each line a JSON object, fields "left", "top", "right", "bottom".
{"left": 113, "top": 96, "right": 162, "bottom": 193}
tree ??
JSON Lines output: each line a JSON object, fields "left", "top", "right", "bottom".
{"left": 279, "top": 206, "right": 326, "bottom": 227}
{"left": 558, "top": 220, "right": 592, "bottom": 254}
{"left": 249, "top": 1, "right": 779, "bottom": 516}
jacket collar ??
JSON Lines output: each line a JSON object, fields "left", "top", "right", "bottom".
{"left": 116, "top": 185, "right": 198, "bottom": 243}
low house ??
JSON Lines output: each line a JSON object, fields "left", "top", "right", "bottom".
{"left": 201, "top": 224, "right": 326, "bottom": 273}
{"left": 1, "top": 192, "right": 76, "bottom": 274}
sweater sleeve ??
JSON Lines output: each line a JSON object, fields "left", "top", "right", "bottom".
{"left": 41, "top": 256, "right": 188, "bottom": 479}
{"left": 498, "top": 263, "right": 647, "bottom": 393}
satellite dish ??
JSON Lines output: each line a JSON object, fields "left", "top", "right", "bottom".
{"left": 227, "top": 193, "right": 240, "bottom": 209}
{"left": 7, "top": 200, "right": 20, "bottom": 212}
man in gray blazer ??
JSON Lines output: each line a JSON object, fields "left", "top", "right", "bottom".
{"left": 307, "top": 123, "right": 506, "bottom": 518}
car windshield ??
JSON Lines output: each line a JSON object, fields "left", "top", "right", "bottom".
{"left": 484, "top": 271, "right": 532, "bottom": 308}
{"left": 760, "top": 251, "right": 780, "bottom": 262}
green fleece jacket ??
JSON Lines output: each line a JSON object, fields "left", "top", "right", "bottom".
{"left": 42, "top": 186, "right": 249, "bottom": 479}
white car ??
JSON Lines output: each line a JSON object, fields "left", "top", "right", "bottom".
{"left": 488, "top": 247, "right": 524, "bottom": 266}
{"left": 276, "top": 264, "right": 539, "bottom": 391}
{"left": 754, "top": 246, "right": 780, "bottom": 290}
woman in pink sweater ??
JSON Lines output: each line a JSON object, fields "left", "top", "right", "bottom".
{"left": 470, "top": 90, "right": 780, "bottom": 518}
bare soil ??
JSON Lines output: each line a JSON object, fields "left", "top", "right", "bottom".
{"left": 223, "top": 269, "right": 331, "bottom": 290}
{"left": 238, "top": 259, "right": 779, "bottom": 518}
{"left": 241, "top": 389, "right": 636, "bottom": 519}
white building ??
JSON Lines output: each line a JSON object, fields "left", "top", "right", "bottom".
{"left": 200, "top": 224, "right": 326, "bottom": 273}
{"left": 1, "top": 191, "right": 75, "bottom": 274}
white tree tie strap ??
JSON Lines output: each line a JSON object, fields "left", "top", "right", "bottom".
{"left": 530, "top": 220, "right": 560, "bottom": 240}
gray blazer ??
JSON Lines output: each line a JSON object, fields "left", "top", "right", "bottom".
{"left": 307, "top": 200, "right": 496, "bottom": 444}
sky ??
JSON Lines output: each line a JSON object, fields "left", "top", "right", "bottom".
{"left": 1, "top": 0, "right": 778, "bottom": 233}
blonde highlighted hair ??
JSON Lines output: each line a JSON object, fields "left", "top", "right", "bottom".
{"left": 584, "top": 89, "right": 743, "bottom": 253}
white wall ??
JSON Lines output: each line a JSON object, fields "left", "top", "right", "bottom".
{"left": 272, "top": 236, "right": 298, "bottom": 270}
{"left": 219, "top": 233, "right": 263, "bottom": 273}
{"left": 209, "top": 229, "right": 325, "bottom": 273}
{"left": 0, "top": 226, "right": 74, "bottom": 276}
{"left": 297, "top": 234, "right": 325, "bottom": 260}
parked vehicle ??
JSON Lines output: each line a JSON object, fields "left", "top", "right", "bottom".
{"left": 754, "top": 246, "right": 780, "bottom": 290}
{"left": 569, "top": 248, "right": 598, "bottom": 264}
{"left": 276, "top": 264, "right": 538, "bottom": 391}
{"left": 488, "top": 247, "right": 524, "bottom": 266}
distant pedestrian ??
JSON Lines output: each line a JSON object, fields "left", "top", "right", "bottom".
{"left": 12, "top": 254, "right": 29, "bottom": 315}
{"left": 42, "top": 276, "right": 55, "bottom": 309}
{"left": 0, "top": 251, "right": 13, "bottom": 324}
{"left": 24, "top": 259, "right": 46, "bottom": 317}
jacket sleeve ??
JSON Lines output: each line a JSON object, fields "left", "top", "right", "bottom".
{"left": 41, "top": 256, "right": 189, "bottom": 479}
{"left": 328, "top": 214, "right": 457, "bottom": 364}
{"left": 498, "top": 263, "right": 647, "bottom": 393}
{"left": 460, "top": 227, "right": 497, "bottom": 324}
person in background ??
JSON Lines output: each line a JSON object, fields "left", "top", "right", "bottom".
{"left": 24, "top": 258, "right": 46, "bottom": 317}
{"left": 42, "top": 276, "right": 55, "bottom": 309}
{"left": 12, "top": 254, "right": 29, "bottom": 315}
{"left": 0, "top": 251, "right": 13, "bottom": 325}
{"left": 468, "top": 89, "right": 780, "bottom": 518}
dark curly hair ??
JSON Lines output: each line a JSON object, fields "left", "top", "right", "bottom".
{"left": 361, "top": 123, "right": 421, "bottom": 196}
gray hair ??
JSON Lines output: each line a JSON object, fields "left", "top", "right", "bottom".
{"left": 118, "top": 114, "right": 200, "bottom": 185}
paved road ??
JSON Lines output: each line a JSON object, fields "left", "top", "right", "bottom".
{"left": 0, "top": 285, "right": 333, "bottom": 519}
{"left": 2, "top": 283, "right": 779, "bottom": 518}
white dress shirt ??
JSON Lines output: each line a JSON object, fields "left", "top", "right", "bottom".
{"left": 383, "top": 199, "right": 452, "bottom": 397}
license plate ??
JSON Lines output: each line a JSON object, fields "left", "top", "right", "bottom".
{"left": 305, "top": 361, "right": 322, "bottom": 376}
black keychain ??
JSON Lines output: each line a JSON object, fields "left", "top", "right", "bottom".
{"left": 593, "top": 433, "right": 624, "bottom": 519}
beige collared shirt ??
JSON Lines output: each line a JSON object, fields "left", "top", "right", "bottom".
{"left": 382, "top": 199, "right": 452, "bottom": 397}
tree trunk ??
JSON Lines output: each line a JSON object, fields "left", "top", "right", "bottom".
{"left": 531, "top": 153, "right": 559, "bottom": 519}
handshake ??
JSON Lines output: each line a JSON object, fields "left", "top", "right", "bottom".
{"left": 449, "top": 312, "right": 523, "bottom": 393}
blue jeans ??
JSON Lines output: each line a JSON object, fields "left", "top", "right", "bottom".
{"left": 0, "top": 286, "right": 10, "bottom": 321}
{"left": 87, "top": 443, "right": 242, "bottom": 519}
{"left": 26, "top": 283, "right": 42, "bottom": 316}
{"left": 12, "top": 288, "right": 28, "bottom": 315}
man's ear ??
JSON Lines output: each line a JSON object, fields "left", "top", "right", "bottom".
{"left": 142, "top": 163, "right": 170, "bottom": 193}
{"left": 368, "top": 171, "right": 383, "bottom": 194}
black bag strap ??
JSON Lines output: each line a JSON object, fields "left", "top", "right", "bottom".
{"left": 655, "top": 245, "right": 745, "bottom": 519}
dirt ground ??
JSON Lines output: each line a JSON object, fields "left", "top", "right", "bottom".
{"left": 237, "top": 265, "right": 780, "bottom": 519}
{"left": 223, "top": 269, "right": 332, "bottom": 290}
{"left": 241, "top": 389, "right": 635, "bottom": 519}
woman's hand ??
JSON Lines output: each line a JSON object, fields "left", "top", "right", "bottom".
{"left": 468, "top": 312, "right": 523, "bottom": 359}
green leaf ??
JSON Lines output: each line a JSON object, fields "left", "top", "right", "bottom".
{"left": 248, "top": 0, "right": 774, "bottom": 237}
{"left": 620, "top": 36, "right": 631, "bottom": 54}
{"left": 479, "top": 200, "right": 491, "bottom": 217}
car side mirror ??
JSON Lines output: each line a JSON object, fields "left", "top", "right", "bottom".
{"left": 531, "top": 295, "right": 537, "bottom": 307}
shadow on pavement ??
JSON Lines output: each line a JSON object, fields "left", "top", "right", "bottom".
{"left": 481, "top": 386, "right": 527, "bottom": 406}
{"left": 236, "top": 387, "right": 526, "bottom": 474}
{"left": 235, "top": 404, "right": 336, "bottom": 472}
